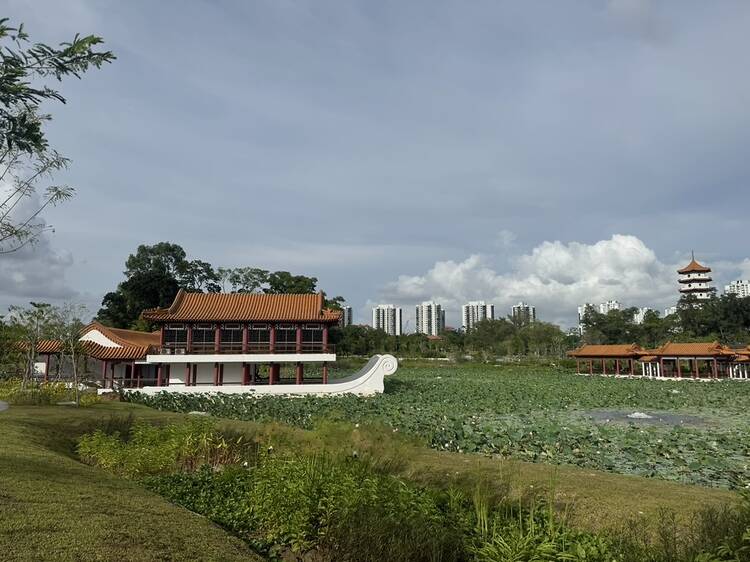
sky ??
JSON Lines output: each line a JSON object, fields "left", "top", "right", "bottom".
{"left": 2, "top": 0, "right": 750, "bottom": 330}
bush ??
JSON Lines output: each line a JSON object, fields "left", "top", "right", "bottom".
{"left": 77, "top": 418, "right": 256, "bottom": 477}
{"left": 0, "top": 380, "right": 74, "bottom": 405}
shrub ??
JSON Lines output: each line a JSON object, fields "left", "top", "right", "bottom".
{"left": 1, "top": 380, "right": 74, "bottom": 405}
{"left": 77, "top": 418, "right": 256, "bottom": 477}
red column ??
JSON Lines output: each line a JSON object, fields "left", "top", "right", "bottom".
{"left": 44, "top": 354, "right": 51, "bottom": 383}
{"left": 712, "top": 358, "right": 718, "bottom": 378}
{"left": 110, "top": 362, "right": 116, "bottom": 388}
{"left": 242, "top": 325, "right": 249, "bottom": 353}
{"left": 677, "top": 359, "right": 682, "bottom": 378}
{"left": 214, "top": 325, "right": 221, "bottom": 353}
{"left": 659, "top": 357, "right": 665, "bottom": 377}
{"left": 615, "top": 359, "right": 620, "bottom": 375}
{"left": 219, "top": 364, "right": 224, "bottom": 385}
{"left": 322, "top": 362, "right": 329, "bottom": 384}
{"left": 165, "top": 364, "right": 171, "bottom": 386}
{"left": 192, "top": 364, "right": 197, "bottom": 386}
{"left": 157, "top": 364, "right": 163, "bottom": 386}
{"left": 602, "top": 359, "right": 606, "bottom": 375}
{"left": 693, "top": 359, "right": 698, "bottom": 379}
{"left": 630, "top": 359, "right": 635, "bottom": 376}
{"left": 186, "top": 325, "right": 193, "bottom": 353}
{"left": 295, "top": 362, "right": 303, "bottom": 384}
{"left": 323, "top": 326, "right": 329, "bottom": 352}
{"left": 185, "top": 363, "right": 191, "bottom": 386}
{"left": 269, "top": 325, "right": 276, "bottom": 353}
{"left": 296, "top": 325, "right": 302, "bottom": 354}
{"left": 101, "top": 360, "right": 108, "bottom": 388}
{"left": 588, "top": 360, "right": 593, "bottom": 375}
{"left": 213, "top": 362, "right": 220, "bottom": 385}
{"left": 242, "top": 363, "right": 250, "bottom": 385}
{"left": 268, "top": 363, "right": 275, "bottom": 385}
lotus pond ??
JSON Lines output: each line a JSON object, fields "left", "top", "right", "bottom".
{"left": 129, "top": 363, "right": 750, "bottom": 489}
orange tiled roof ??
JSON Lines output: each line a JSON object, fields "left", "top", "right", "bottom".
{"left": 568, "top": 344, "right": 643, "bottom": 358}
{"left": 36, "top": 340, "right": 63, "bottom": 354}
{"left": 82, "top": 321, "right": 160, "bottom": 348}
{"left": 652, "top": 341, "right": 733, "bottom": 357}
{"left": 678, "top": 259, "right": 711, "bottom": 274}
{"left": 82, "top": 341, "right": 150, "bottom": 361}
{"left": 141, "top": 290, "right": 342, "bottom": 323}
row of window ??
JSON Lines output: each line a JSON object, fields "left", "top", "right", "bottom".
{"left": 164, "top": 323, "right": 324, "bottom": 330}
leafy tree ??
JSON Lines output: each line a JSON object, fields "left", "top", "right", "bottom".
{"left": 7, "top": 302, "right": 56, "bottom": 388}
{"left": 465, "top": 319, "right": 516, "bottom": 357}
{"left": 0, "top": 18, "right": 114, "bottom": 253}
{"left": 218, "top": 267, "right": 269, "bottom": 293}
{"left": 98, "top": 243, "right": 191, "bottom": 328}
{"left": 265, "top": 271, "right": 318, "bottom": 294}
{"left": 52, "top": 304, "right": 87, "bottom": 405}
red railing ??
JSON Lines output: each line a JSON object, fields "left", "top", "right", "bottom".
{"left": 159, "top": 342, "right": 333, "bottom": 355}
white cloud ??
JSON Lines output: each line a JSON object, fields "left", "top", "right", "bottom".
{"left": 379, "top": 235, "right": 684, "bottom": 328}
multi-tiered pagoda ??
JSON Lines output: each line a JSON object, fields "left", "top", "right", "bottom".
{"left": 677, "top": 252, "right": 715, "bottom": 300}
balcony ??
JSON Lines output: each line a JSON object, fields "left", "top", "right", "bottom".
{"left": 158, "top": 342, "right": 334, "bottom": 355}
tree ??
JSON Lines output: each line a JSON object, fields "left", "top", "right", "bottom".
{"left": 0, "top": 19, "right": 114, "bottom": 253}
{"left": 8, "top": 302, "right": 56, "bottom": 389}
{"left": 53, "top": 304, "right": 87, "bottom": 405}
{"left": 265, "top": 271, "right": 318, "bottom": 294}
{"left": 97, "top": 243, "right": 189, "bottom": 328}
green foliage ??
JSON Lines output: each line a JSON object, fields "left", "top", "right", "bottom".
{"left": 96, "top": 242, "right": 331, "bottom": 328}
{"left": 128, "top": 365, "right": 750, "bottom": 488}
{"left": 77, "top": 418, "right": 255, "bottom": 477}
{"left": 0, "top": 379, "right": 74, "bottom": 405}
{"left": 581, "top": 295, "right": 750, "bottom": 348}
{"left": 0, "top": 18, "right": 115, "bottom": 153}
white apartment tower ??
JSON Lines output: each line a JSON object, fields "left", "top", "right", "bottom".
{"left": 511, "top": 302, "right": 536, "bottom": 325}
{"left": 725, "top": 280, "right": 750, "bottom": 299}
{"left": 372, "top": 304, "right": 402, "bottom": 336}
{"left": 339, "top": 306, "right": 353, "bottom": 327}
{"left": 633, "top": 307, "right": 652, "bottom": 324}
{"left": 462, "top": 301, "right": 494, "bottom": 331}
{"left": 415, "top": 301, "right": 445, "bottom": 336}
{"left": 598, "top": 300, "right": 621, "bottom": 314}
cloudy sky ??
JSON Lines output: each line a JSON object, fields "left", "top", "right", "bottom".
{"left": 3, "top": 0, "right": 750, "bottom": 329}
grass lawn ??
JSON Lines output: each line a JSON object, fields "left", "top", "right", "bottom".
{"left": 0, "top": 399, "right": 739, "bottom": 561}
{"left": 0, "top": 402, "right": 262, "bottom": 562}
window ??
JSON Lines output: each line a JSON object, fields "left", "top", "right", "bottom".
{"left": 163, "top": 324, "right": 187, "bottom": 348}
{"left": 192, "top": 324, "right": 215, "bottom": 352}
{"left": 249, "top": 323, "right": 270, "bottom": 348}
{"left": 221, "top": 323, "right": 243, "bottom": 351}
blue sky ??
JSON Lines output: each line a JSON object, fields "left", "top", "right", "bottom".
{"left": 3, "top": 0, "right": 750, "bottom": 328}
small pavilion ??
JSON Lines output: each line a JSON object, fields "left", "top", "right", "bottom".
{"left": 568, "top": 344, "right": 643, "bottom": 376}
{"left": 568, "top": 341, "right": 747, "bottom": 380}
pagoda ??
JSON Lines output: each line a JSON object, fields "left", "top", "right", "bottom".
{"left": 677, "top": 252, "right": 715, "bottom": 301}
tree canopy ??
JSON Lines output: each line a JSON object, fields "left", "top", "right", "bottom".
{"left": 96, "top": 242, "right": 340, "bottom": 329}
{"left": 0, "top": 18, "right": 114, "bottom": 253}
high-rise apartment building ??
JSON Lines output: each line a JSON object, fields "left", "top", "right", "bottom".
{"left": 461, "top": 301, "right": 494, "bottom": 331}
{"left": 415, "top": 301, "right": 445, "bottom": 336}
{"left": 339, "top": 306, "right": 353, "bottom": 327}
{"left": 633, "top": 307, "right": 652, "bottom": 324}
{"left": 598, "top": 300, "right": 621, "bottom": 314}
{"left": 725, "top": 280, "right": 750, "bottom": 299}
{"left": 511, "top": 301, "right": 536, "bottom": 325}
{"left": 372, "top": 304, "right": 402, "bottom": 336}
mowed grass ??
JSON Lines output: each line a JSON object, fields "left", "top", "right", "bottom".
{"left": 0, "top": 402, "right": 261, "bottom": 562}
{"left": 0, "top": 400, "right": 740, "bottom": 561}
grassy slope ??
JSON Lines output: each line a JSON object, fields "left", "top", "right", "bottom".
{"left": 0, "top": 403, "right": 260, "bottom": 562}
{"left": 0, "top": 402, "right": 739, "bottom": 560}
